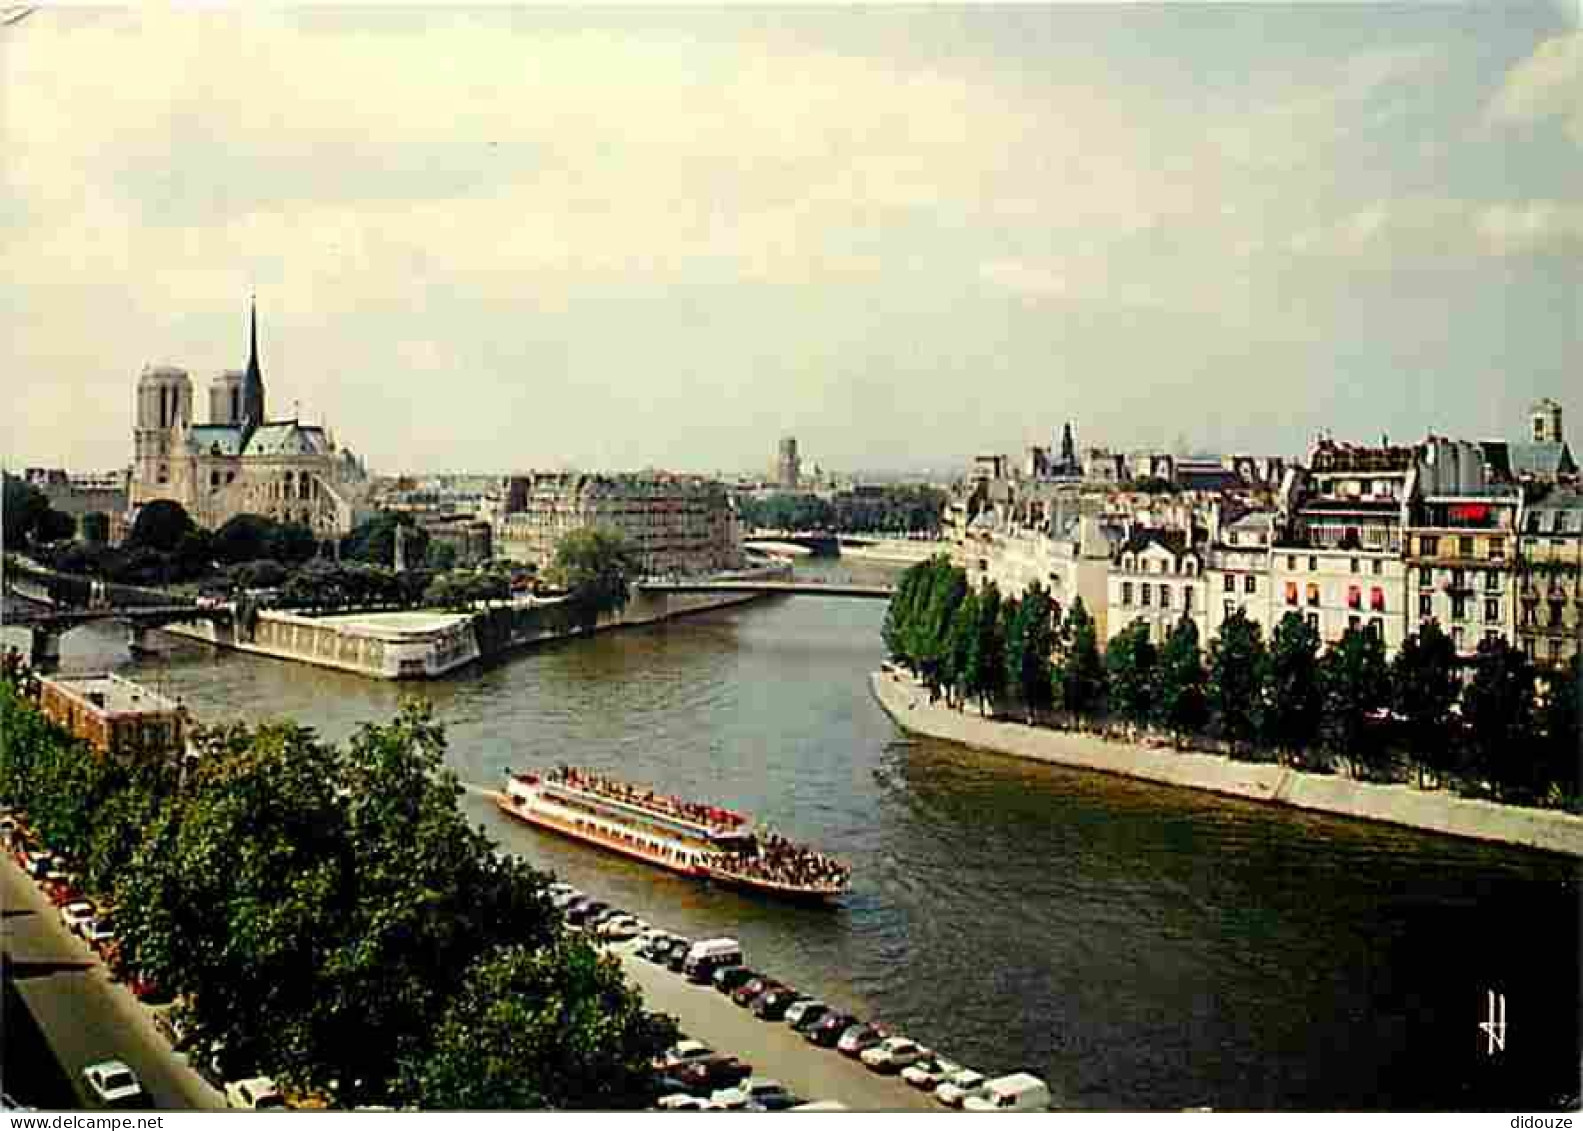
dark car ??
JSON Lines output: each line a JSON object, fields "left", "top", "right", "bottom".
{"left": 640, "top": 935, "right": 677, "bottom": 963}
{"left": 752, "top": 987, "right": 804, "bottom": 1021}
{"left": 731, "top": 977, "right": 778, "bottom": 1007}
{"left": 711, "top": 966, "right": 756, "bottom": 994}
{"left": 806, "top": 1012, "right": 860, "bottom": 1047}
{"left": 565, "top": 900, "right": 609, "bottom": 927}
{"left": 676, "top": 1055, "right": 752, "bottom": 1093}
{"left": 747, "top": 1091, "right": 802, "bottom": 1112}
{"left": 786, "top": 1001, "right": 830, "bottom": 1032}
{"left": 584, "top": 906, "right": 624, "bottom": 929}
{"left": 665, "top": 941, "right": 691, "bottom": 972}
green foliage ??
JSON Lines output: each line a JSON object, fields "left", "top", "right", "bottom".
{"left": 967, "top": 582, "right": 1006, "bottom": 710}
{"left": 342, "top": 512, "right": 428, "bottom": 569}
{"left": 1004, "top": 582, "right": 1056, "bottom": 718}
{"left": 426, "top": 540, "right": 458, "bottom": 571}
{"left": 1054, "top": 597, "right": 1107, "bottom": 717}
{"left": 1390, "top": 621, "right": 1461, "bottom": 783}
{"left": 78, "top": 511, "right": 111, "bottom": 544}
{"left": 214, "top": 514, "right": 319, "bottom": 566}
{"left": 1262, "top": 612, "right": 1322, "bottom": 758}
{"left": 3, "top": 473, "right": 51, "bottom": 546}
{"left": 35, "top": 507, "right": 78, "bottom": 543}
{"left": 736, "top": 486, "right": 948, "bottom": 535}
{"left": 911, "top": 562, "right": 968, "bottom": 693}
{"left": 423, "top": 571, "right": 509, "bottom": 611}
{"left": 1155, "top": 615, "right": 1208, "bottom": 740}
{"left": 1462, "top": 637, "right": 1538, "bottom": 799}
{"left": 1105, "top": 620, "right": 1157, "bottom": 725}
{"left": 1317, "top": 627, "right": 1390, "bottom": 775}
{"left": 129, "top": 500, "right": 199, "bottom": 553}
{"left": 550, "top": 528, "right": 641, "bottom": 624}
{"left": 1537, "top": 656, "right": 1581, "bottom": 803}
{"left": 406, "top": 941, "right": 677, "bottom": 1110}
{"left": 942, "top": 590, "right": 979, "bottom": 705}
{"left": 1207, "top": 609, "right": 1267, "bottom": 751}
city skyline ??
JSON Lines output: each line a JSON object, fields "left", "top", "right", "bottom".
{"left": 4, "top": 6, "right": 1579, "bottom": 475}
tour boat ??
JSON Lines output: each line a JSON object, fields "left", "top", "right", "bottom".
{"left": 496, "top": 768, "right": 849, "bottom": 902}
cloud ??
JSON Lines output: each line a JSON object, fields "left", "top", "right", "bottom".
{"left": 979, "top": 260, "right": 1068, "bottom": 301}
{"left": 1287, "top": 197, "right": 1583, "bottom": 261}
{"left": 1484, "top": 31, "right": 1583, "bottom": 144}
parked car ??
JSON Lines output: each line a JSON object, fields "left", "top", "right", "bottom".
{"left": 152, "top": 1008, "right": 191, "bottom": 1052}
{"left": 642, "top": 934, "right": 682, "bottom": 963}
{"left": 664, "top": 940, "right": 692, "bottom": 972}
{"left": 226, "top": 1077, "right": 287, "bottom": 1111}
{"left": 901, "top": 1055, "right": 962, "bottom": 1090}
{"left": 565, "top": 900, "right": 609, "bottom": 927}
{"left": 81, "top": 1061, "right": 146, "bottom": 1109}
{"left": 962, "top": 1072, "right": 1051, "bottom": 1112}
{"left": 82, "top": 918, "right": 117, "bottom": 956}
{"left": 785, "top": 999, "right": 830, "bottom": 1032}
{"left": 709, "top": 1077, "right": 795, "bottom": 1111}
{"left": 676, "top": 1055, "right": 751, "bottom": 1093}
{"left": 934, "top": 1068, "right": 987, "bottom": 1107}
{"left": 594, "top": 915, "right": 645, "bottom": 941}
{"left": 656, "top": 1093, "right": 711, "bottom": 1111}
{"left": 550, "top": 888, "right": 584, "bottom": 910}
{"left": 60, "top": 899, "right": 96, "bottom": 937}
{"left": 837, "top": 1023, "right": 887, "bottom": 1058}
{"left": 653, "top": 1039, "right": 715, "bottom": 1074}
{"left": 805, "top": 1011, "right": 860, "bottom": 1047}
{"left": 731, "top": 977, "right": 778, "bottom": 1007}
{"left": 752, "top": 987, "right": 804, "bottom": 1021}
{"left": 711, "top": 965, "right": 756, "bottom": 994}
{"left": 861, "top": 1036, "right": 928, "bottom": 1073}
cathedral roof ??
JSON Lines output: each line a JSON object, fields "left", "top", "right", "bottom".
{"left": 244, "top": 422, "right": 330, "bottom": 457}
{"left": 188, "top": 425, "right": 245, "bottom": 456}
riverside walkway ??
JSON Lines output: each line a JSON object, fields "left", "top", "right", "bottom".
{"left": 612, "top": 942, "right": 937, "bottom": 1112}
{"left": 636, "top": 580, "right": 893, "bottom": 599}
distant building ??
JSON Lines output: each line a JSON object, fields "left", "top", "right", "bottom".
{"left": 1107, "top": 525, "right": 1208, "bottom": 646}
{"left": 775, "top": 437, "right": 801, "bottom": 490}
{"left": 1531, "top": 398, "right": 1565, "bottom": 445}
{"left": 37, "top": 673, "right": 187, "bottom": 761}
{"left": 1516, "top": 485, "right": 1583, "bottom": 672}
{"left": 21, "top": 467, "right": 129, "bottom": 543}
{"left": 494, "top": 472, "right": 743, "bottom": 576}
{"left": 128, "top": 300, "right": 372, "bottom": 538}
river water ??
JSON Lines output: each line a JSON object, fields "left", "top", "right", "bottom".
{"left": 6, "top": 564, "right": 1579, "bottom": 1111}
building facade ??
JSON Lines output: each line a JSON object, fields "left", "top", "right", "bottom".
{"left": 494, "top": 472, "right": 744, "bottom": 576}
{"left": 1516, "top": 486, "right": 1583, "bottom": 672}
{"left": 128, "top": 302, "right": 371, "bottom": 538}
{"left": 37, "top": 673, "right": 187, "bottom": 760}
{"left": 1202, "top": 506, "right": 1276, "bottom": 641}
{"left": 1107, "top": 527, "right": 1208, "bottom": 645}
{"left": 775, "top": 437, "right": 801, "bottom": 490}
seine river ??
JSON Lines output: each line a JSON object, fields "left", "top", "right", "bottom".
{"left": 6, "top": 563, "right": 1579, "bottom": 1111}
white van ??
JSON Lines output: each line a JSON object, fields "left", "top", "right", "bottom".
{"left": 682, "top": 938, "right": 743, "bottom": 983}
{"left": 962, "top": 1073, "right": 1051, "bottom": 1112}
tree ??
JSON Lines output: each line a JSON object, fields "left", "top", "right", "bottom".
{"left": 35, "top": 507, "right": 77, "bottom": 543}
{"left": 128, "top": 499, "right": 198, "bottom": 553}
{"left": 1317, "top": 627, "right": 1390, "bottom": 777}
{"left": 1155, "top": 615, "right": 1208, "bottom": 744}
{"left": 1004, "top": 582, "right": 1055, "bottom": 721}
{"left": 882, "top": 560, "right": 929, "bottom": 668}
{"left": 1536, "top": 656, "right": 1581, "bottom": 803}
{"left": 1207, "top": 609, "right": 1266, "bottom": 754}
{"left": 427, "top": 541, "right": 458, "bottom": 571}
{"left": 1262, "top": 612, "right": 1322, "bottom": 762}
{"left": 550, "top": 528, "right": 641, "bottom": 625}
{"left": 406, "top": 941, "right": 677, "bottom": 1110}
{"left": 214, "top": 514, "right": 279, "bottom": 565}
{"left": 3, "top": 473, "right": 50, "bottom": 547}
{"left": 911, "top": 562, "right": 967, "bottom": 698}
{"left": 964, "top": 582, "right": 1005, "bottom": 713}
{"left": 1054, "top": 597, "right": 1107, "bottom": 722}
{"left": 342, "top": 512, "right": 428, "bottom": 569}
{"left": 1106, "top": 620, "right": 1157, "bottom": 727}
{"left": 1390, "top": 621, "right": 1461, "bottom": 787}
{"left": 1462, "top": 637, "right": 1538, "bottom": 799}
{"left": 942, "top": 590, "right": 979, "bottom": 709}
{"left": 79, "top": 511, "right": 111, "bottom": 544}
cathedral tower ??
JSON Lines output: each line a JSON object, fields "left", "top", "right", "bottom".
{"left": 132, "top": 364, "right": 192, "bottom": 503}
{"left": 240, "top": 298, "right": 266, "bottom": 440}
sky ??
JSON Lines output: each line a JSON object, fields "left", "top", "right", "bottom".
{"left": 3, "top": 4, "right": 1579, "bottom": 477}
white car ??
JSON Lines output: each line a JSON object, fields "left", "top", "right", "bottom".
{"left": 902, "top": 1056, "right": 962, "bottom": 1090}
{"left": 654, "top": 1039, "right": 713, "bottom": 1073}
{"left": 656, "top": 1094, "right": 710, "bottom": 1111}
{"left": 710, "top": 1077, "right": 793, "bottom": 1111}
{"left": 935, "top": 1068, "right": 987, "bottom": 1107}
{"left": 226, "top": 1076, "right": 286, "bottom": 1110}
{"left": 594, "top": 915, "right": 644, "bottom": 941}
{"left": 60, "top": 899, "right": 96, "bottom": 936}
{"left": 82, "top": 918, "right": 117, "bottom": 952}
{"left": 861, "top": 1036, "right": 928, "bottom": 1073}
{"left": 82, "top": 1061, "right": 145, "bottom": 1109}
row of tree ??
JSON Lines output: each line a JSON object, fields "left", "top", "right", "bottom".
{"left": 0, "top": 682, "right": 674, "bottom": 1108}
{"left": 884, "top": 557, "right": 1581, "bottom": 805}
{"left": 736, "top": 486, "right": 947, "bottom": 535}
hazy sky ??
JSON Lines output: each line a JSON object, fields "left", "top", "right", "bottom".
{"left": 4, "top": 4, "right": 1579, "bottom": 477}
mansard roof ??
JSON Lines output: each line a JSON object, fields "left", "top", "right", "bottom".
{"left": 1116, "top": 526, "right": 1202, "bottom": 560}
{"left": 244, "top": 421, "right": 330, "bottom": 457}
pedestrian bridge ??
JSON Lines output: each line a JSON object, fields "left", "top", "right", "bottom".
{"left": 637, "top": 580, "right": 893, "bottom": 599}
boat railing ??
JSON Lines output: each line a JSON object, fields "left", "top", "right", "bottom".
{"left": 545, "top": 771, "right": 747, "bottom": 835}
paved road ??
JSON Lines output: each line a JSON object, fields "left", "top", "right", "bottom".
{"left": 1, "top": 858, "right": 222, "bottom": 1111}
{"left": 613, "top": 942, "right": 942, "bottom": 1112}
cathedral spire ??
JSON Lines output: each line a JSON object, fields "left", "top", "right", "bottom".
{"left": 241, "top": 295, "right": 266, "bottom": 439}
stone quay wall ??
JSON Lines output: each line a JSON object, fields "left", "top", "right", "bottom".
{"left": 870, "top": 668, "right": 1583, "bottom": 859}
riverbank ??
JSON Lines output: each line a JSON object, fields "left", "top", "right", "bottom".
{"left": 870, "top": 668, "right": 1583, "bottom": 859}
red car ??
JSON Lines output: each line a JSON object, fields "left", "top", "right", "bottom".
{"left": 676, "top": 1056, "right": 752, "bottom": 1092}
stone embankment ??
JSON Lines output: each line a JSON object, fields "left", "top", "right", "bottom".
{"left": 870, "top": 669, "right": 1583, "bottom": 859}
